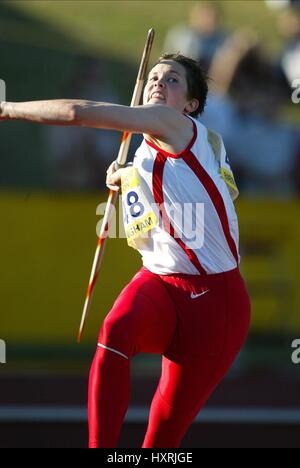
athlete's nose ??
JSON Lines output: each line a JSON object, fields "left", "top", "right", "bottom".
{"left": 154, "top": 77, "right": 165, "bottom": 89}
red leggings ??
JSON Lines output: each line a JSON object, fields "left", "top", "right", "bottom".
{"left": 88, "top": 267, "right": 251, "bottom": 448}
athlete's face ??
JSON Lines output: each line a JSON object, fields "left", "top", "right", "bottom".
{"left": 143, "top": 60, "right": 199, "bottom": 115}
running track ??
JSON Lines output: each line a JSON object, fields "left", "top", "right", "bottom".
{"left": 0, "top": 373, "right": 299, "bottom": 448}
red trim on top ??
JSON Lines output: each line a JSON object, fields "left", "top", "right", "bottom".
{"left": 182, "top": 151, "right": 239, "bottom": 265}
{"left": 152, "top": 151, "right": 207, "bottom": 276}
{"left": 146, "top": 119, "right": 197, "bottom": 159}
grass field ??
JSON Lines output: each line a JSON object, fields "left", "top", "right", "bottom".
{"left": 6, "top": 0, "right": 285, "bottom": 62}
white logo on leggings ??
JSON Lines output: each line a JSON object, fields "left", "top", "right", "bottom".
{"left": 190, "top": 289, "right": 210, "bottom": 299}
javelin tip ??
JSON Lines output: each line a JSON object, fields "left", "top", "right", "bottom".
{"left": 148, "top": 28, "right": 155, "bottom": 41}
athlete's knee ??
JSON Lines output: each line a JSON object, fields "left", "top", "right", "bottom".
{"left": 98, "top": 314, "right": 134, "bottom": 359}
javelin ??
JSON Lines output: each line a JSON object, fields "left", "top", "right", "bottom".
{"left": 77, "top": 28, "right": 155, "bottom": 343}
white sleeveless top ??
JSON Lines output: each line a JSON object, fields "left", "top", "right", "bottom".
{"left": 121, "top": 117, "right": 240, "bottom": 275}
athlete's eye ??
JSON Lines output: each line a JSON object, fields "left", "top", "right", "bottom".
{"left": 167, "top": 77, "right": 178, "bottom": 84}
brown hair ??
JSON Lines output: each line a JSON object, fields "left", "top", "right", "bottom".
{"left": 154, "top": 53, "right": 209, "bottom": 117}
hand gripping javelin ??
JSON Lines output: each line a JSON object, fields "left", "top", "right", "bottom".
{"left": 77, "top": 28, "right": 155, "bottom": 343}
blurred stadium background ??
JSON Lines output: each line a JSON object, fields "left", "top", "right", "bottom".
{"left": 0, "top": 0, "right": 300, "bottom": 448}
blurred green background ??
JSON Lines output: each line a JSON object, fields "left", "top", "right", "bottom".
{"left": 0, "top": 0, "right": 299, "bottom": 374}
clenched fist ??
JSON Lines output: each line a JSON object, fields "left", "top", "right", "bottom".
{"left": 106, "top": 161, "right": 127, "bottom": 192}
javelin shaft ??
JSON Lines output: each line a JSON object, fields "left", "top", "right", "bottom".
{"left": 78, "top": 29, "right": 155, "bottom": 343}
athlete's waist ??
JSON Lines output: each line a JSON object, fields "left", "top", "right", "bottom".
{"left": 141, "top": 265, "right": 242, "bottom": 290}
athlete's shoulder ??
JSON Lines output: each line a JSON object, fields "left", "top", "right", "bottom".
{"left": 189, "top": 115, "right": 208, "bottom": 132}
{"left": 191, "top": 117, "right": 223, "bottom": 143}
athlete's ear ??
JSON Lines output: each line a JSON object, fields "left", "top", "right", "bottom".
{"left": 184, "top": 98, "right": 199, "bottom": 115}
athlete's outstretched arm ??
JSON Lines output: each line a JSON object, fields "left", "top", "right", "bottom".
{"left": 0, "top": 99, "right": 185, "bottom": 139}
{"left": 0, "top": 100, "right": 76, "bottom": 125}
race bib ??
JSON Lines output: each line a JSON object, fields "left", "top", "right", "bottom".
{"left": 121, "top": 167, "right": 158, "bottom": 249}
{"left": 207, "top": 128, "right": 239, "bottom": 201}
